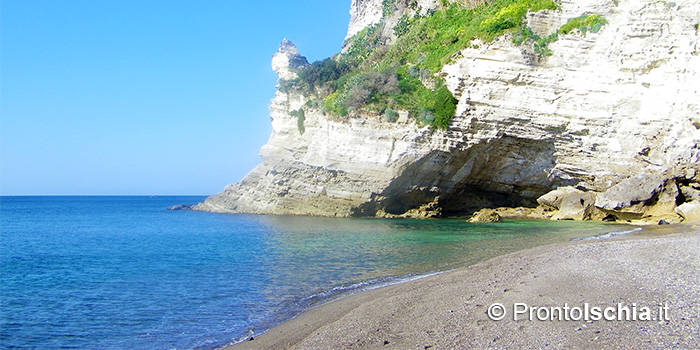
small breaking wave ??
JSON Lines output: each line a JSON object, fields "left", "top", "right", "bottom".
{"left": 298, "top": 272, "right": 440, "bottom": 310}
{"left": 573, "top": 227, "right": 643, "bottom": 241}
{"left": 224, "top": 272, "right": 440, "bottom": 348}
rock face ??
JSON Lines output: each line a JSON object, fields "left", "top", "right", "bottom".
{"left": 196, "top": 0, "right": 700, "bottom": 223}
{"left": 594, "top": 174, "right": 665, "bottom": 211}
{"left": 537, "top": 187, "right": 582, "bottom": 210}
{"left": 538, "top": 187, "right": 598, "bottom": 221}
{"left": 271, "top": 39, "right": 309, "bottom": 81}
{"left": 467, "top": 209, "right": 502, "bottom": 223}
{"left": 346, "top": 0, "right": 383, "bottom": 40}
{"left": 344, "top": 0, "right": 439, "bottom": 49}
{"left": 676, "top": 201, "right": 700, "bottom": 222}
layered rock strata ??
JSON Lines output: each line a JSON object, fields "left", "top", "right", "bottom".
{"left": 196, "top": 0, "right": 700, "bottom": 223}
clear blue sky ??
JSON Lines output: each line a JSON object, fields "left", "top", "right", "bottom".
{"left": 1, "top": 0, "right": 350, "bottom": 195}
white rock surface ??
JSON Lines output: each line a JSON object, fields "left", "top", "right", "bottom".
{"left": 594, "top": 174, "right": 665, "bottom": 211}
{"left": 345, "top": 0, "right": 440, "bottom": 41}
{"left": 537, "top": 186, "right": 583, "bottom": 209}
{"left": 271, "top": 39, "right": 308, "bottom": 81}
{"left": 346, "top": 0, "right": 384, "bottom": 40}
{"left": 676, "top": 201, "right": 700, "bottom": 222}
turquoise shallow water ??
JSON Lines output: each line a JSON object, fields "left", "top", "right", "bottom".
{"left": 0, "top": 196, "right": 633, "bottom": 349}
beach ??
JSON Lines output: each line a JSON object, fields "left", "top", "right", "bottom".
{"left": 228, "top": 224, "right": 700, "bottom": 349}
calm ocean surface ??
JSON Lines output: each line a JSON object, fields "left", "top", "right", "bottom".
{"left": 0, "top": 196, "right": 633, "bottom": 349}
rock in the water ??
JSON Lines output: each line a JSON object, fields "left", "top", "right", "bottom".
{"left": 167, "top": 204, "right": 193, "bottom": 211}
{"left": 467, "top": 209, "right": 502, "bottom": 223}
{"left": 594, "top": 174, "right": 665, "bottom": 211}
{"left": 490, "top": 206, "right": 553, "bottom": 220}
{"left": 675, "top": 201, "right": 700, "bottom": 222}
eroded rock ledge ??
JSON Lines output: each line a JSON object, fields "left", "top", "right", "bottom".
{"left": 195, "top": 0, "right": 700, "bottom": 224}
{"left": 469, "top": 164, "right": 700, "bottom": 224}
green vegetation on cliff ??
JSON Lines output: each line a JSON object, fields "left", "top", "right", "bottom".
{"left": 290, "top": 109, "right": 305, "bottom": 134}
{"left": 283, "top": 0, "right": 605, "bottom": 129}
{"left": 386, "top": 0, "right": 559, "bottom": 72}
{"left": 559, "top": 14, "right": 608, "bottom": 35}
{"left": 514, "top": 13, "right": 608, "bottom": 57}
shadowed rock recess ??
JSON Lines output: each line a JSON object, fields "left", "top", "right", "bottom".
{"left": 195, "top": 0, "right": 700, "bottom": 224}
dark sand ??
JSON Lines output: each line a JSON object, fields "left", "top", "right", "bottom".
{"left": 228, "top": 224, "right": 700, "bottom": 349}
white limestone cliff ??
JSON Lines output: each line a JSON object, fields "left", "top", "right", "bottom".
{"left": 345, "top": 0, "right": 439, "bottom": 47}
{"left": 271, "top": 38, "right": 309, "bottom": 80}
{"left": 346, "top": 0, "right": 384, "bottom": 40}
{"left": 196, "top": 0, "right": 700, "bottom": 223}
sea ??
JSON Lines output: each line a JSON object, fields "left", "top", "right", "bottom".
{"left": 0, "top": 196, "right": 636, "bottom": 350}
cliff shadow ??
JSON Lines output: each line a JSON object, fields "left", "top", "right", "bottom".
{"left": 353, "top": 136, "right": 559, "bottom": 217}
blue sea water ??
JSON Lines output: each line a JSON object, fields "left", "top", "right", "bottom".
{"left": 0, "top": 196, "right": 633, "bottom": 349}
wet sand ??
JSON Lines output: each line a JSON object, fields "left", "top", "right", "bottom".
{"left": 227, "top": 224, "right": 700, "bottom": 349}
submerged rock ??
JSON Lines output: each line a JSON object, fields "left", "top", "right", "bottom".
{"left": 167, "top": 204, "right": 193, "bottom": 211}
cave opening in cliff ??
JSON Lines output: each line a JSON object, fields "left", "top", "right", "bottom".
{"left": 353, "top": 136, "right": 560, "bottom": 218}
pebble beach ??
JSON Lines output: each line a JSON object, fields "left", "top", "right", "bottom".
{"left": 228, "top": 224, "right": 700, "bottom": 349}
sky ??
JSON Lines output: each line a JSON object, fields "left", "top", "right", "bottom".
{"left": 1, "top": 0, "right": 351, "bottom": 195}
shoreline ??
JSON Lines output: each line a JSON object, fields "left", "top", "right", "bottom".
{"left": 215, "top": 219, "right": 638, "bottom": 347}
{"left": 225, "top": 223, "right": 700, "bottom": 349}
